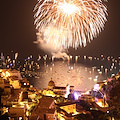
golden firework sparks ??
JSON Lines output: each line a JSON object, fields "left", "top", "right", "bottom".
{"left": 34, "top": 0, "right": 107, "bottom": 49}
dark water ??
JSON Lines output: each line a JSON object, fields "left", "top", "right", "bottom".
{"left": 27, "top": 55, "right": 120, "bottom": 91}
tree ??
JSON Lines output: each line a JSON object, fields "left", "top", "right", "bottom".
{"left": 101, "top": 76, "right": 120, "bottom": 119}
{"left": 55, "top": 96, "right": 67, "bottom": 104}
{"left": 90, "top": 110, "right": 109, "bottom": 120}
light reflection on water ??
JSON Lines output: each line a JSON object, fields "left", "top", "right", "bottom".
{"left": 28, "top": 56, "right": 120, "bottom": 91}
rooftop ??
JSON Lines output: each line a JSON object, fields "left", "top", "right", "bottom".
{"left": 34, "top": 96, "right": 54, "bottom": 109}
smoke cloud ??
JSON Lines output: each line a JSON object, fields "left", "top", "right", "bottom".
{"left": 34, "top": 33, "right": 69, "bottom": 60}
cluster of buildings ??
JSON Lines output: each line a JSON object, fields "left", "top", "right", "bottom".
{"left": 0, "top": 69, "right": 38, "bottom": 120}
{"left": 0, "top": 68, "right": 118, "bottom": 120}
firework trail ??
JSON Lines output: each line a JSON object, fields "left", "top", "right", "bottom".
{"left": 34, "top": 0, "right": 107, "bottom": 49}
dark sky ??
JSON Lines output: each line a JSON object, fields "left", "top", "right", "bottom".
{"left": 0, "top": 0, "right": 120, "bottom": 59}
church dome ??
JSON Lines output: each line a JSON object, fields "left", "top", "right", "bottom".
{"left": 48, "top": 78, "right": 55, "bottom": 86}
{"left": 48, "top": 78, "right": 55, "bottom": 89}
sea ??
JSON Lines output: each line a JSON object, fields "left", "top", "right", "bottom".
{"left": 26, "top": 55, "right": 120, "bottom": 91}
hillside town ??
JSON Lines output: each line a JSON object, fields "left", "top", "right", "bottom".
{"left": 0, "top": 68, "right": 120, "bottom": 120}
{"left": 0, "top": 53, "right": 120, "bottom": 119}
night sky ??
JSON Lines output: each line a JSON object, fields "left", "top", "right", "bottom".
{"left": 1, "top": 0, "right": 120, "bottom": 59}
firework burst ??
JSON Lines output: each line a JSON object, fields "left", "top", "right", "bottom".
{"left": 34, "top": 0, "right": 107, "bottom": 49}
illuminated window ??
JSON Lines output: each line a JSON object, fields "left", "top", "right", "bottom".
{"left": 19, "top": 117, "right": 23, "bottom": 120}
